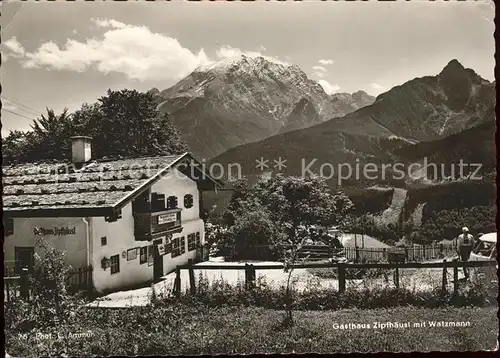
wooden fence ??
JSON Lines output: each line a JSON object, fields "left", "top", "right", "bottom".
{"left": 173, "top": 259, "right": 496, "bottom": 298}
{"left": 230, "top": 244, "right": 336, "bottom": 261}
{"left": 3, "top": 265, "right": 93, "bottom": 302}
{"left": 343, "top": 244, "right": 457, "bottom": 263}
{"left": 66, "top": 265, "right": 94, "bottom": 292}
{"left": 4, "top": 260, "right": 21, "bottom": 277}
{"left": 234, "top": 244, "right": 457, "bottom": 263}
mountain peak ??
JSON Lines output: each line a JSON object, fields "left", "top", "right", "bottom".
{"left": 440, "top": 59, "right": 466, "bottom": 75}
{"left": 195, "top": 54, "right": 291, "bottom": 74}
{"left": 195, "top": 55, "right": 247, "bottom": 72}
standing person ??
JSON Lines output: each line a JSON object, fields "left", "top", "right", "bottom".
{"left": 456, "top": 226, "right": 474, "bottom": 280}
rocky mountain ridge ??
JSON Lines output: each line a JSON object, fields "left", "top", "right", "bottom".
{"left": 210, "top": 59, "right": 495, "bottom": 188}
{"left": 153, "top": 55, "right": 376, "bottom": 158}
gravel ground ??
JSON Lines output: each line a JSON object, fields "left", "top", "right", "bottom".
{"left": 88, "top": 256, "right": 486, "bottom": 308}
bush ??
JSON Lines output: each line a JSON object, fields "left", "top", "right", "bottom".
{"left": 5, "top": 266, "right": 497, "bottom": 356}
{"left": 4, "top": 239, "right": 86, "bottom": 355}
{"left": 417, "top": 205, "right": 496, "bottom": 242}
{"left": 153, "top": 272, "right": 497, "bottom": 311}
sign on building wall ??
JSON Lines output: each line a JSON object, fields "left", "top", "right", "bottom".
{"left": 33, "top": 227, "right": 76, "bottom": 236}
{"left": 157, "top": 243, "right": 166, "bottom": 256}
{"left": 127, "top": 248, "right": 138, "bottom": 261}
{"left": 157, "top": 213, "right": 177, "bottom": 225}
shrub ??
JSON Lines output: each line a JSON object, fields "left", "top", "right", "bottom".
{"left": 153, "top": 273, "right": 497, "bottom": 311}
{"left": 4, "top": 239, "right": 94, "bottom": 357}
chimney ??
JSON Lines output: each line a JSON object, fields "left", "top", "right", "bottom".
{"left": 70, "top": 136, "right": 92, "bottom": 165}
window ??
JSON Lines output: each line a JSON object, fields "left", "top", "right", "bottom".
{"left": 188, "top": 234, "right": 196, "bottom": 251}
{"left": 5, "top": 218, "right": 14, "bottom": 236}
{"left": 110, "top": 255, "right": 120, "bottom": 274}
{"left": 165, "top": 240, "right": 172, "bottom": 255}
{"left": 180, "top": 236, "right": 186, "bottom": 255}
{"left": 184, "top": 194, "right": 194, "bottom": 209}
{"left": 151, "top": 193, "right": 166, "bottom": 212}
{"left": 139, "top": 247, "right": 147, "bottom": 264}
{"left": 166, "top": 196, "right": 178, "bottom": 209}
{"left": 196, "top": 232, "right": 201, "bottom": 247}
{"left": 101, "top": 236, "right": 107, "bottom": 246}
{"left": 171, "top": 237, "right": 180, "bottom": 258}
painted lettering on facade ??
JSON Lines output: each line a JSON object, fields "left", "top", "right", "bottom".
{"left": 33, "top": 227, "right": 76, "bottom": 236}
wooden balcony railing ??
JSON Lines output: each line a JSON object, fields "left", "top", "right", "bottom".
{"left": 133, "top": 208, "right": 182, "bottom": 241}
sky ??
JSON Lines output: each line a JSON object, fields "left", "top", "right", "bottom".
{"left": 1, "top": 0, "right": 495, "bottom": 136}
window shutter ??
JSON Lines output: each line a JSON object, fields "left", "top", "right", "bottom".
{"left": 167, "top": 196, "right": 178, "bottom": 209}
{"left": 184, "top": 194, "right": 194, "bottom": 209}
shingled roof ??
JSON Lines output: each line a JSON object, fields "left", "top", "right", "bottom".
{"left": 2, "top": 152, "right": 223, "bottom": 217}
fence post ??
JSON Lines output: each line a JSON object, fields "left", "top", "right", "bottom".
{"left": 338, "top": 263, "right": 346, "bottom": 293}
{"left": 6, "top": 279, "right": 11, "bottom": 302}
{"left": 174, "top": 267, "right": 181, "bottom": 297}
{"left": 250, "top": 264, "right": 256, "bottom": 289}
{"left": 453, "top": 261, "right": 459, "bottom": 297}
{"left": 245, "top": 264, "right": 256, "bottom": 290}
{"left": 355, "top": 246, "right": 359, "bottom": 263}
{"left": 188, "top": 259, "right": 196, "bottom": 295}
{"left": 441, "top": 259, "right": 447, "bottom": 294}
{"left": 244, "top": 264, "right": 249, "bottom": 289}
{"left": 20, "top": 267, "right": 29, "bottom": 300}
{"left": 88, "top": 266, "right": 93, "bottom": 291}
{"left": 78, "top": 267, "right": 83, "bottom": 289}
{"left": 394, "top": 265, "right": 400, "bottom": 289}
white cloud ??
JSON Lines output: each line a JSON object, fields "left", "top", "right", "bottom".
{"left": 312, "top": 65, "right": 327, "bottom": 78}
{"left": 318, "top": 59, "right": 334, "bottom": 66}
{"left": 91, "top": 18, "right": 128, "bottom": 29}
{"left": 318, "top": 80, "right": 340, "bottom": 95}
{"left": 215, "top": 45, "right": 289, "bottom": 66}
{"left": 258, "top": 45, "right": 267, "bottom": 52}
{"left": 9, "top": 20, "right": 211, "bottom": 82}
{"left": 3, "top": 37, "right": 25, "bottom": 58}
{"left": 5, "top": 19, "right": 289, "bottom": 81}
{"left": 312, "top": 65, "right": 327, "bottom": 73}
{"left": 370, "top": 83, "right": 384, "bottom": 90}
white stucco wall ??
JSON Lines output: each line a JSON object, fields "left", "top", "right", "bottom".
{"left": 151, "top": 169, "right": 200, "bottom": 222}
{"left": 5, "top": 168, "right": 208, "bottom": 294}
{"left": 91, "top": 168, "right": 206, "bottom": 293}
{"left": 90, "top": 203, "right": 153, "bottom": 293}
{"left": 4, "top": 217, "right": 89, "bottom": 269}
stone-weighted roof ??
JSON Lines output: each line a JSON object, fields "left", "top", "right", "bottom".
{"left": 2, "top": 153, "right": 221, "bottom": 215}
